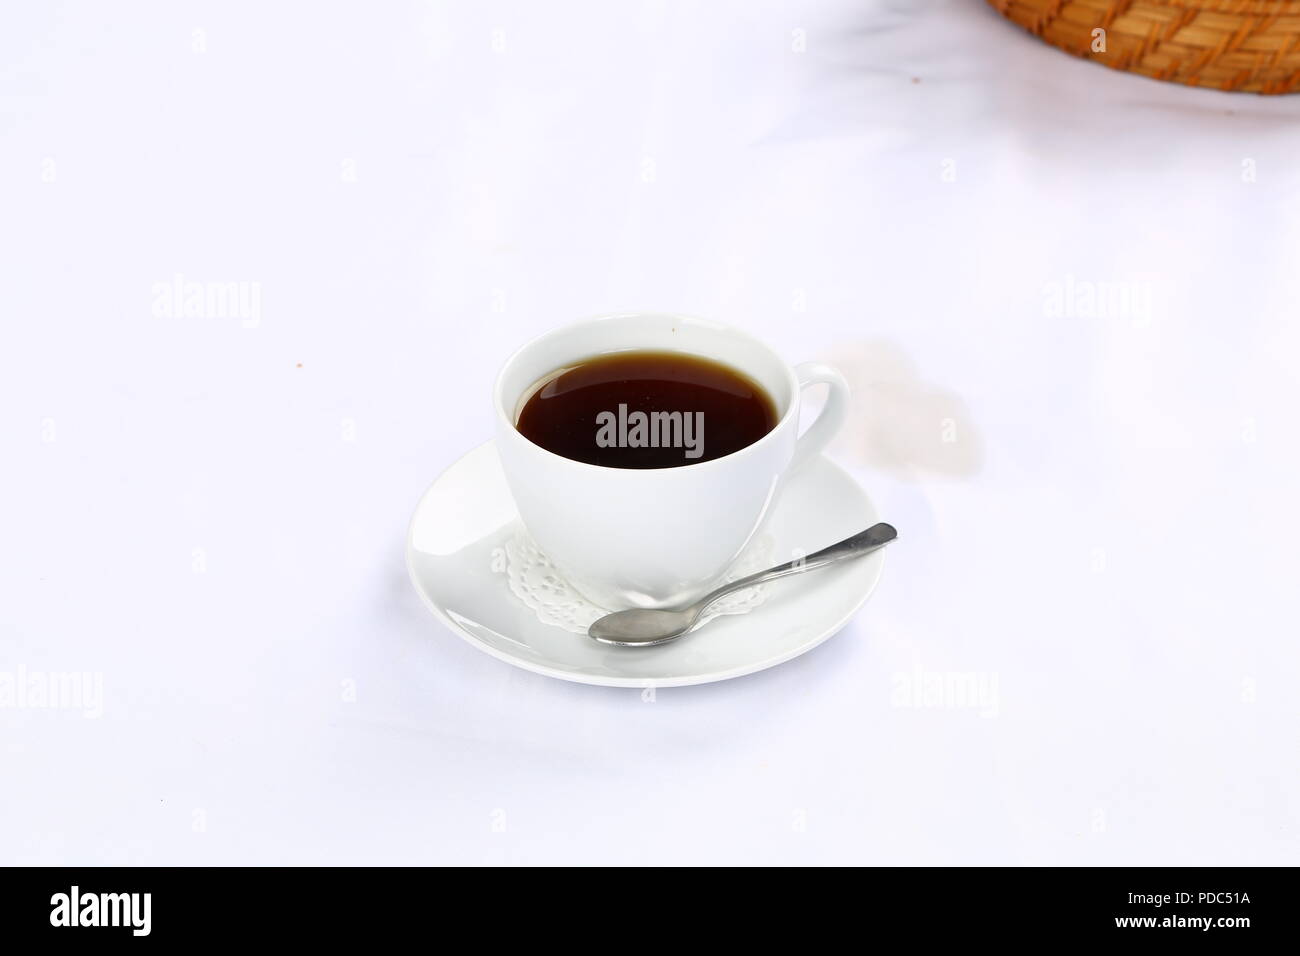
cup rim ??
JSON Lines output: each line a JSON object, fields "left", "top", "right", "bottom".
{"left": 492, "top": 311, "right": 802, "bottom": 474}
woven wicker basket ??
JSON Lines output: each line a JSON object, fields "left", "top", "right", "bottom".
{"left": 989, "top": 0, "right": 1300, "bottom": 94}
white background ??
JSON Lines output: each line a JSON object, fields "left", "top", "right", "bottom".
{"left": 3, "top": 0, "right": 1298, "bottom": 865}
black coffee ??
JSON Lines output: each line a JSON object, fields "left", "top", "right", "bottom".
{"left": 516, "top": 350, "right": 778, "bottom": 468}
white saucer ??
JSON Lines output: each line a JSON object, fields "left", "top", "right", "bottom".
{"left": 406, "top": 441, "right": 887, "bottom": 687}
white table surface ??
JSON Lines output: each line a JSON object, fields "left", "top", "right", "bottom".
{"left": 3, "top": 0, "right": 1297, "bottom": 865}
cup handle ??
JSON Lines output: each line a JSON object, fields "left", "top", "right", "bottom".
{"left": 790, "top": 361, "right": 850, "bottom": 471}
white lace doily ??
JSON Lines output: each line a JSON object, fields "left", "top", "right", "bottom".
{"left": 492, "top": 525, "right": 775, "bottom": 634}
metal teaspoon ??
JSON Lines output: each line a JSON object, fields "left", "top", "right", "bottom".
{"left": 588, "top": 522, "right": 897, "bottom": 646}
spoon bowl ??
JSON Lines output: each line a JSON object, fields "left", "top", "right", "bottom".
{"left": 588, "top": 608, "right": 702, "bottom": 646}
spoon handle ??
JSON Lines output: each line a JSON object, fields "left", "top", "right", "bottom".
{"left": 696, "top": 522, "right": 897, "bottom": 614}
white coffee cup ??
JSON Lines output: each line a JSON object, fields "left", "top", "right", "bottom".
{"left": 493, "top": 312, "right": 850, "bottom": 610}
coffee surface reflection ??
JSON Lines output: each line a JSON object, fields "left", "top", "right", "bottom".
{"left": 515, "top": 350, "right": 778, "bottom": 468}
